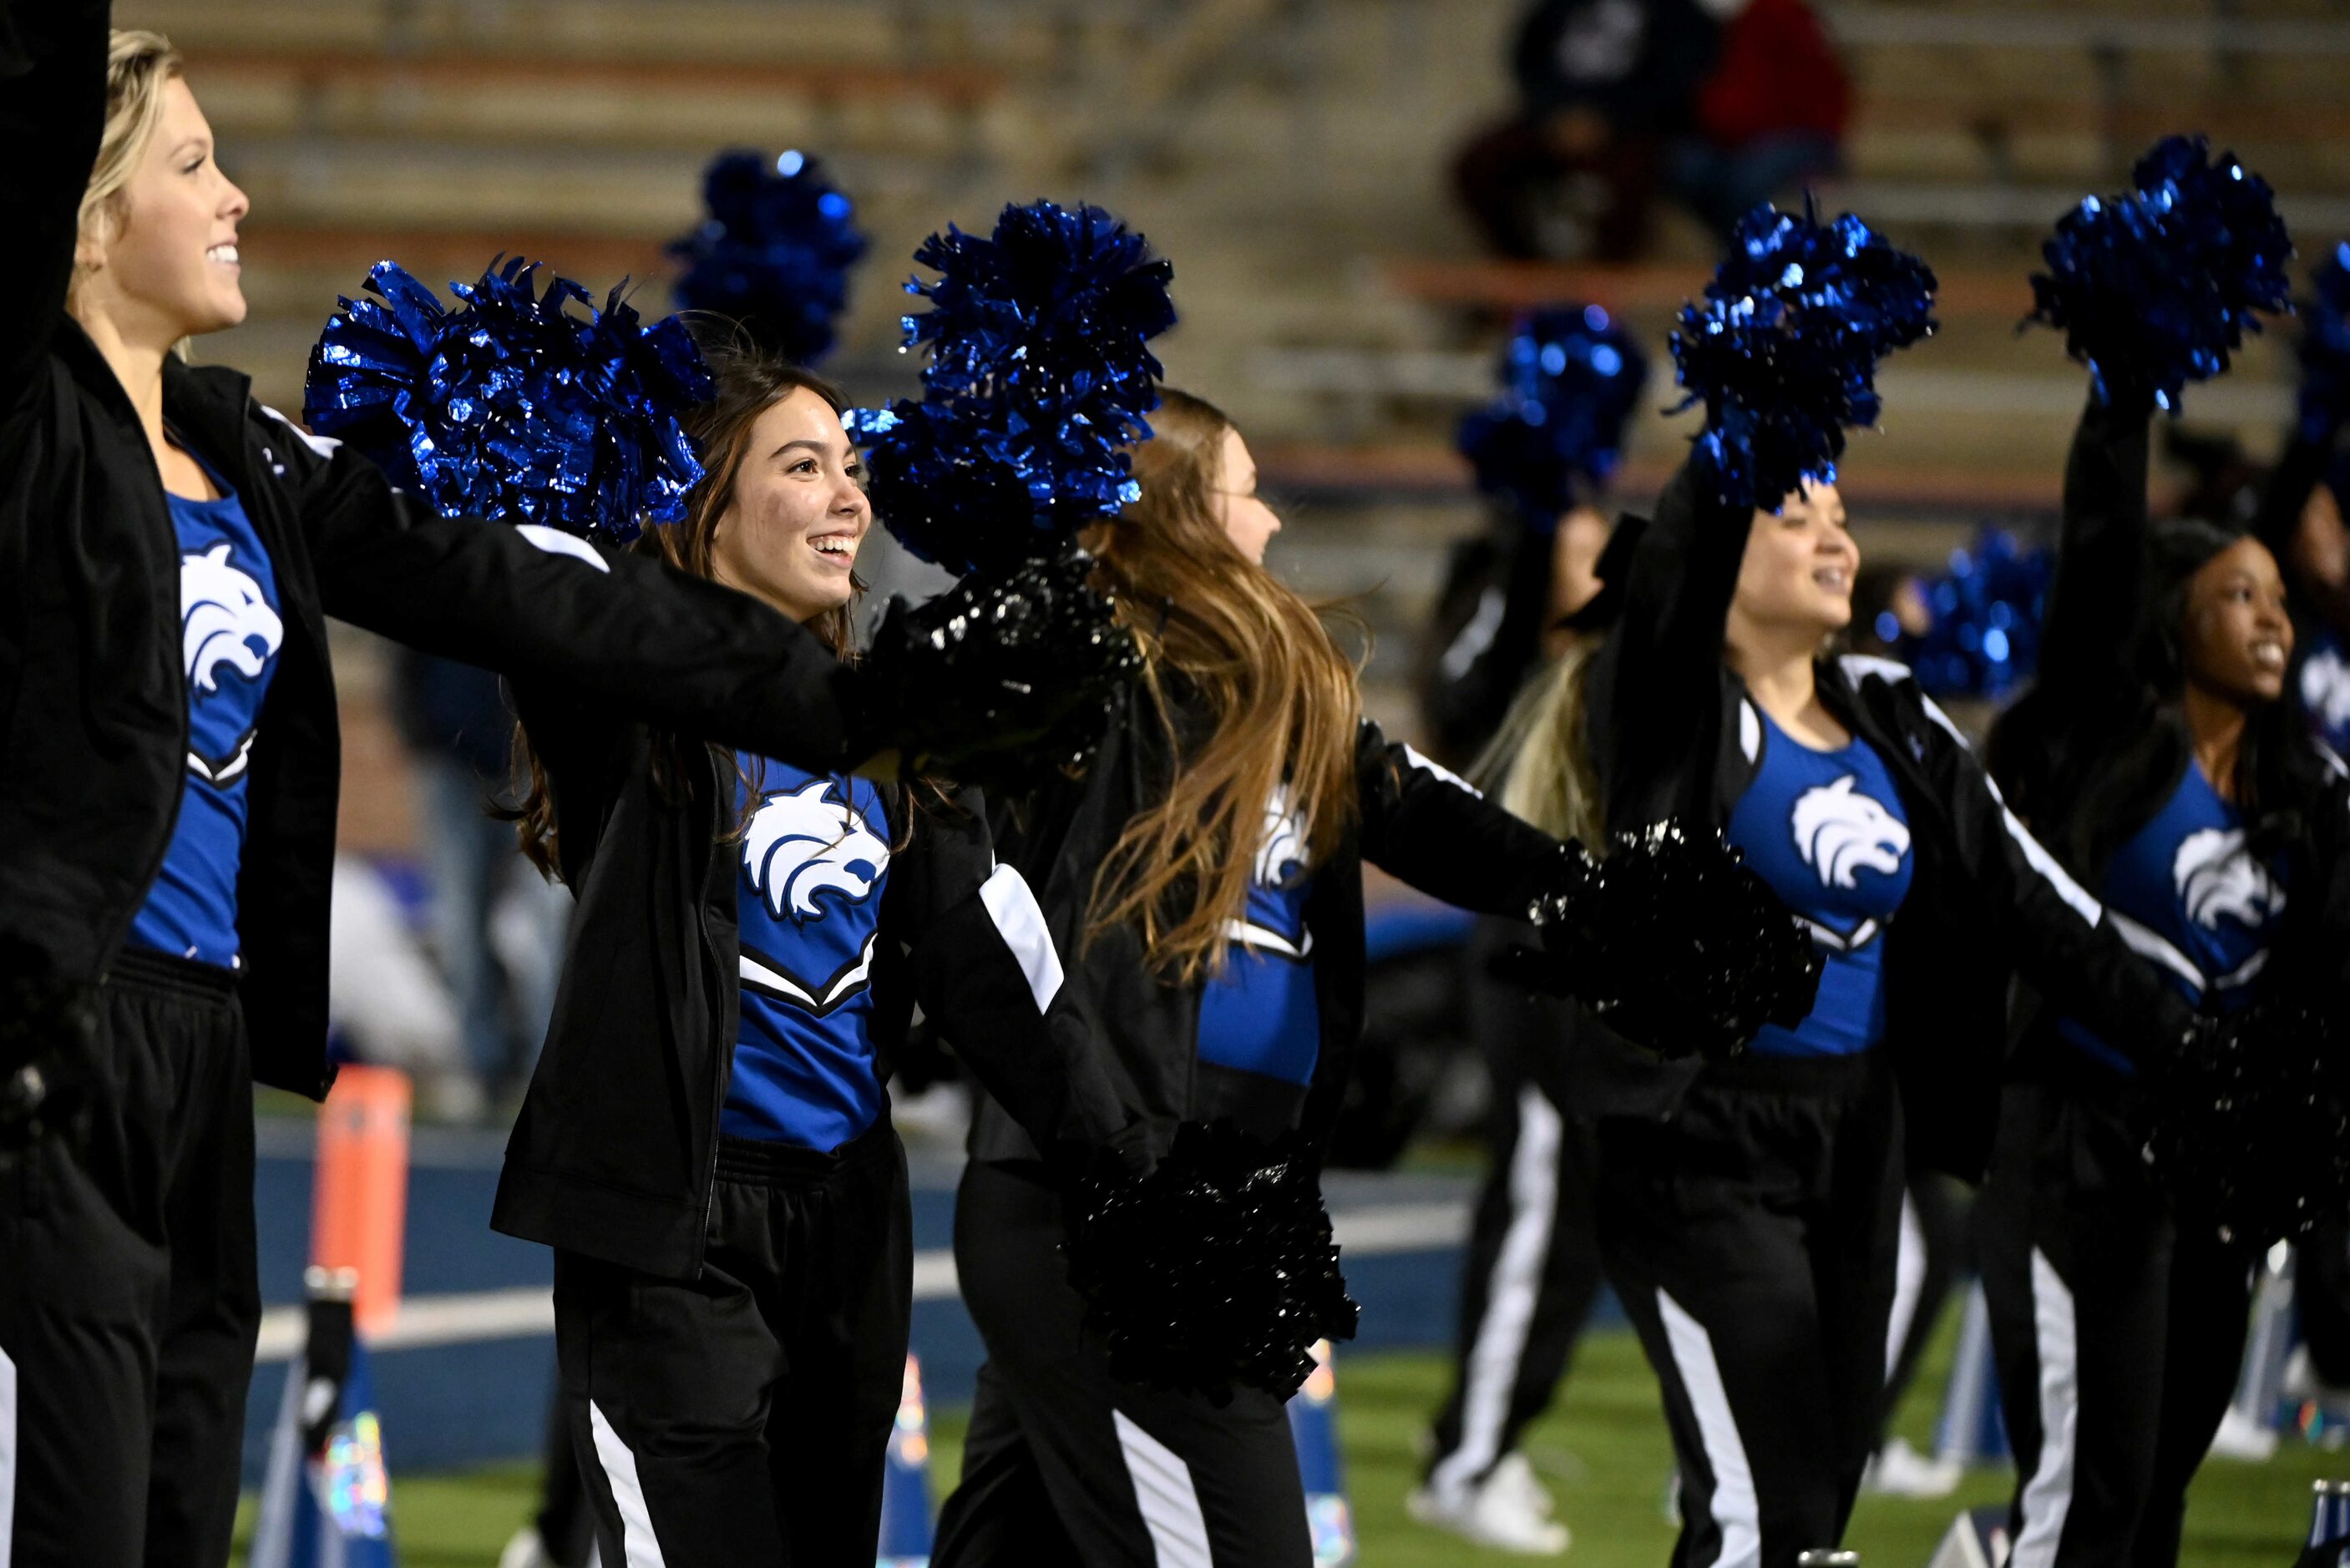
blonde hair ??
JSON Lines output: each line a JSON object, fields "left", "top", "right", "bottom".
{"left": 1474, "top": 640, "right": 1607, "bottom": 847}
{"left": 73, "top": 30, "right": 185, "bottom": 294}
{"left": 1086, "top": 389, "right": 1365, "bottom": 984}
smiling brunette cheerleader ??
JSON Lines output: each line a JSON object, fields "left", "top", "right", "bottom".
{"left": 1976, "top": 140, "right": 2350, "bottom": 1568}
{"left": 1508, "top": 204, "right": 2233, "bottom": 1568}
{"left": 0, "top": 9, "right": 1128, "bottom": 1563}
{"left": 482, "top": 346, "right": 1137, "bottom": 1566}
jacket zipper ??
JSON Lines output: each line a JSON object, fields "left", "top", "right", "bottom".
{"left": 691, "top": 746, "right": 732, "bottom": 1277}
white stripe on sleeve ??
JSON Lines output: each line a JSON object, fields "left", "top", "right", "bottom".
{"left": 0, "top": 1345, "right": 16, "bottom": 1568}
{"left": 978, "top": 863, "right": 1065, "bottom": 1012}
{"left": 515, "top": 524, "right": 613, "bottom": 574}
{"left": 1402, "top": 742, "right": 1482, "bottom": 797}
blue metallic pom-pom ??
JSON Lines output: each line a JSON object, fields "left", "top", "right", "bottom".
{"left": 1669, "top": 203, "right": 1938, "bottom": 513}
{"left": 1899, "top": 527, "right": 2054, "bottom": 698}
{"left": 304, "top": 256, "right": 713, "bottom": 542}
{"left": 1458, "top": 303, "right": 1649, "bottom": 529}
{"left": 852, "top": 199, "right": 1178, "bottom": 575}
{"left": 2028, "top": 134, "right": 2294, "bottom": 413}
{"left": 2298, "top": 241, "right": 2350, "bottom": 442}
{"left": 669, "top": 149, "right": 867, "bottom": 366}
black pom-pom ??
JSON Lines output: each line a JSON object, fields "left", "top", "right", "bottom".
{"left": 858, "top": 545, "right": 1142, "bottom": 785}
{"left": 1065, "top": 1122, "right": 1359, "bottom": 1404}
{"left": 1516, "top": 824, "right": 1822, "bottom": 1060}
{"left": 2147, "top": 998, "right": 2350, "bottom": 1247}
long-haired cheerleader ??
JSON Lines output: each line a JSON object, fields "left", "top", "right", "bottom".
{"left": 488, "top": 348, "right": 1137, "bottom": 1565}
{"left": 930, "top": 387, "right": 1807, "bottom": 1565}
{"left": 1507, "top": 205, "right": 2215, "bottom": 1568}
{"left": 1975, "top": 144, "right": 2350, "bottom": 1568}
{"left": 1416, "top": 306, "right": 1649, "bottom": 1554}
{"left": 0, "top": 9, "right": 1112, "bottom": 1563}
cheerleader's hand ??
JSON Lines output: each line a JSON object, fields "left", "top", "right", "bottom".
{"left": 2147, "top": 995, "right": 2350, "bottom": 1247}
{"left": 1061, "top": 1121, "right": 1358, "bottom": 1407}
{"left": 852, "top": 544, "right": 1139, "bottom": 787}
{"left": 1500, "top": 822, "right": 1821, "bottom": 1061}
{"left": 0, "top": 938, "right": 99, "bottom": 1170}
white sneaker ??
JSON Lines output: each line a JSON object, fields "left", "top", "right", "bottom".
{"left": 498, "top": 1530, "right": 555, "bottom": 1568}
{"left": 1866, "top": 1436, "right": 1965, "bottom": 1499}
{"left": 1409, "top": 1453, "right": 1572, "bottom": 1555}
{"left": 2208, "top": 1405, "right": 2280, "bottom": 1462}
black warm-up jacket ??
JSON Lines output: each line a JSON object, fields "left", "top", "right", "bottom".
{"left": 491, "top": 695, "right": 1143, "bottom": 1281}
{"left": 0, "top": 0, "right": 859, "bottom": 1098}
{"left": 1577, "top": 458, "right": 2197, "bottom": 1181}
{"left": 967, "top": 680, "right": 1573, "bottom": 1171}
{"left": 1988, "top": 393, "right": 2350, "bottom": 1078}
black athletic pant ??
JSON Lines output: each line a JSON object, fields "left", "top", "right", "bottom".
{"left": 1426, "top": 930, "right": 1605, "bottom": 1496}
{"left": 933, "top": 1159, "right": 1313, "bottom": 1568}
{"left": 0, "top": 948, "right": 261, "bottom": 1568}
{"left": 1597, "top": 1050, "right": 1904, "bottom": 1568}
{"left": 557, "top": 1123, "right": 911, "bottom": 1567}
{"left": 1876, "top": 1170, "right": 1973, "bottom": 1446}
{"left": 1977, "top": 1076, "right": 2255, "bottom": 1568}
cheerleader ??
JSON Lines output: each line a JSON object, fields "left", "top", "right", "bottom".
{"left": 0, "top": 10, "right": 1108, "bottom": 1563}
{"left": 1976, "top": 384, "right": 2349, "bottom": 1568}
{"left": 484, "top": 348, "right": 1133, "bottom": 1565}
{"left": 930, "top": 388, "right": 1778, "bottom": 1565}
{"left": 1496, "top": 209, "right": 2209, "bottom": 1566}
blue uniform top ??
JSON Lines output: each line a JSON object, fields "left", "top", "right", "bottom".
{"left": 2059, "top": 761, "right": 2287, "bottom": 1075}
{"left": 2298, "top": 625, "right": 2350, "bottom": 760}
{"left": 1196, "top": 787, "right": 1321, "bottom": 1087}
{"left": 1725, "top": 706, "right": 1917, "bottom": 1057}
{"left": 722, "top": 756, "right": 894, "bottom": 1151}
{"left": 129, "top": 469, "right": 285, "bottom": 969}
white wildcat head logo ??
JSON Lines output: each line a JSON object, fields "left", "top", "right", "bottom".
{"left": 2302, "top": 648, "right": 2350, "bottom": 734}
{"left": 181, "top": 544, "right": 282, "bottom": 693}
{"left": 2174, "top": 827, "right": 2284, "bottom": 931}
{"left": 1791, "top": 775, "right": 1912, "bottom": 890}
{"left": 742, "top": 779, "right": 889, "bottom": 923}
{"left": 1254, "top": 786, "right": 1309, "bottom": 888}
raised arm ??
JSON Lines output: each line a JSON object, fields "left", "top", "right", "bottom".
{"left": 2034, "top": 388, "right": 2158, "bottom": 711}
{"left": 276, "top": 410, "right": 864, "bottom": 770}
{"left": 0, "top": 0, "right": 109, "bottom": 407}
{"left": 1584, "top": 460, "right": 1752, "bottom": 832}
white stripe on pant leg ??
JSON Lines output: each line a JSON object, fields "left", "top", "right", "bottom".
{"left": 587, "top": 1401, "right": 668, "bottom": 1568}
{"left": 1884, "top": 1191, "right": 1927, "bottom": 1383}
{"left": 0, "top": 1346, "right": 15, "bottom": 1568}
{"left": 1112, "top": 1410, "right": 1213, "bottom": 1568}
{"left": 2010, "top": 1248, "right": 2079, "bottom": 1568}
{"left": 1657, "top": 1288, "right": 1762, "bottom": 1568}
{"left": 1429, "top": 1086, "right": 1562, "bottom": 1496}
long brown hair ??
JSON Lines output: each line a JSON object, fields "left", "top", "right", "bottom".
{"left": 1084, "top": 389, "right": 1363, "bottom": 982}
{"left": 510, "top": 342, "right": 857, "bottom": 876}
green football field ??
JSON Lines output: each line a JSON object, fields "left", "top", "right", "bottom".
{"left": 237, "top": 1323, "right": 2344, "bottom": 1566}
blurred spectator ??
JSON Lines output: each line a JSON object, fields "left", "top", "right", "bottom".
{"left": 327, "top": 854, "right": 483, "bottom": 1120}
{"left": 393, "top": 653, "right": 572, "bottom": 1106}
{"left": 1454, "top": 0, "right": 1848, "bottom": 261}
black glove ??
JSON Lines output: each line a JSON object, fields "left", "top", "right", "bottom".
{"left": 1061, "top": 1121, "right": 1358, "bottom": 1405}
{"left": 852, "top": 544, "right": 1140, "bottom": 788}
{"left": 1498, "top": 822, "right": 1822, "bottom": 1061}
{"left": 2147, "top": 994, "right": 2350, "bottom": 1247}
{"left": 0, "top": 938, "right": 99, "bottom": 1169}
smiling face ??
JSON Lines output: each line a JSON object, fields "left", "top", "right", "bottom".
{"left": 1209, "top": 426, "right": 1283, "bottom": 565}
{"left": 74, "top": 74, "right": 249, "bottom": 347}
{"left": 2180, "top": 535, "right": 2293, "bottom": 706}
{"left": 707, "top": 387, "right": 871, "bottom": 625}
{"left": 1730, "top": 480, "right": 1857, "bottom": 642}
